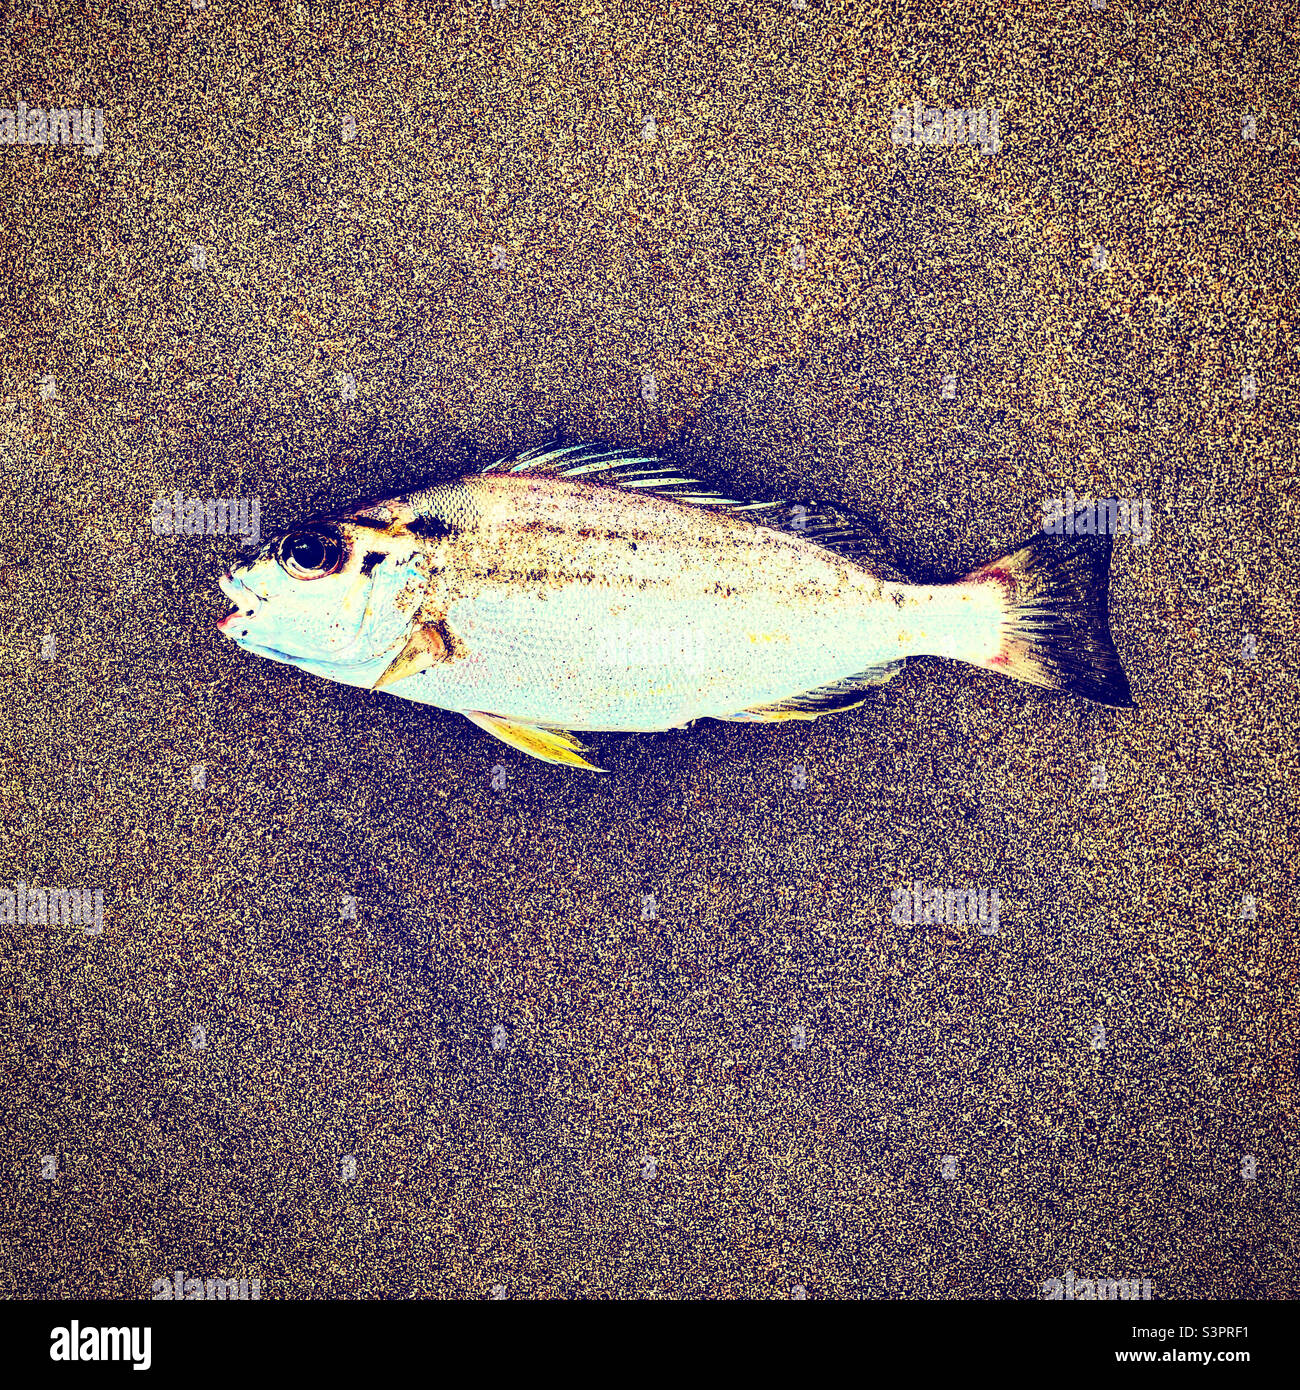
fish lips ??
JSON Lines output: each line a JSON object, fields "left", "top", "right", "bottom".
{"left": 216, "top": 570, "right": 263, "bottom": 637}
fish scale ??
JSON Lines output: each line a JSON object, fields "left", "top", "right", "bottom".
{"left": 395, "top": 474, "right": 899, "bottom": 728}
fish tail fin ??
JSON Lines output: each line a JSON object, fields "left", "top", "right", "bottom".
{"left": 960, "top": 504, "right": 1134, "bottom": 707}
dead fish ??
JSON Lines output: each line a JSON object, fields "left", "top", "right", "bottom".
{"left": 216, "top": 442, "right": 1133, "bottom": 770}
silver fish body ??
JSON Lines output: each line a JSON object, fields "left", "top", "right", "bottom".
{"left": 217, "top": 443, "right": 1133, "bottom": 767}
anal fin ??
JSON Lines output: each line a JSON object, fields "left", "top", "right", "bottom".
{"left": 726, "top": 707, "right": 824, "bottom": 724}
{"left": 463, "top": 711, "right": 606, "bottom": 771}
{"left": 724, "top": 660, "right": 905, "bottom": 723}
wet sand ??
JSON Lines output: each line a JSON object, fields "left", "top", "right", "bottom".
{"left": 1, "top": 4, "right": 1295, "bottom": 1298}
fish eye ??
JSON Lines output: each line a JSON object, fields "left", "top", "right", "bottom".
{"left": 276, "top": 527, "right": 346, "bottom": 580}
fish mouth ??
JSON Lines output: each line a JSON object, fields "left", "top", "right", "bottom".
{"left": 216, "top": 570, "right": 262, "bottom": 637}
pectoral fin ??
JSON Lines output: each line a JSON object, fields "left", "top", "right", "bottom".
{"left": 463, "top": 712, "right": 606, "bottom": 771}
{"left": 374, "top": 621, "right": 450, "bottom": 690}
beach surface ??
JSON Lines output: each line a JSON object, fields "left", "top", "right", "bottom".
{"left": 1, "top": 3, "right": 1294, "bottom": 1298}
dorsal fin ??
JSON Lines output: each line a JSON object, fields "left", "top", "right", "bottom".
{"left": 479, "top": 442, "right": 909, "bottom": 580}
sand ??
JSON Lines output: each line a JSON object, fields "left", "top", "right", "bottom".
{"left": 1, "top": 2, "right": 1295, "bottom": 1299}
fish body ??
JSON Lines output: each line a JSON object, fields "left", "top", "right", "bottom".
{"left": 217, "top": 443, "right": 1133, "bottom": 768}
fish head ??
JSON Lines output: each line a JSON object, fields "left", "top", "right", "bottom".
{"left": 215, "top": 499, "right": 447, "bottom": 676}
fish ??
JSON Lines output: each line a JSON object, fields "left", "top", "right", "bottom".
{"left": 215, "top": 441, "right": 1134, "bottom": 770}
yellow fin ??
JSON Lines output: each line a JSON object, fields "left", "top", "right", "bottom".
{"left": 462, "top": 712, "right": 606, "bottom": 771}
{"left": 374, "top": 622, "right": 448, "bottom": 689}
